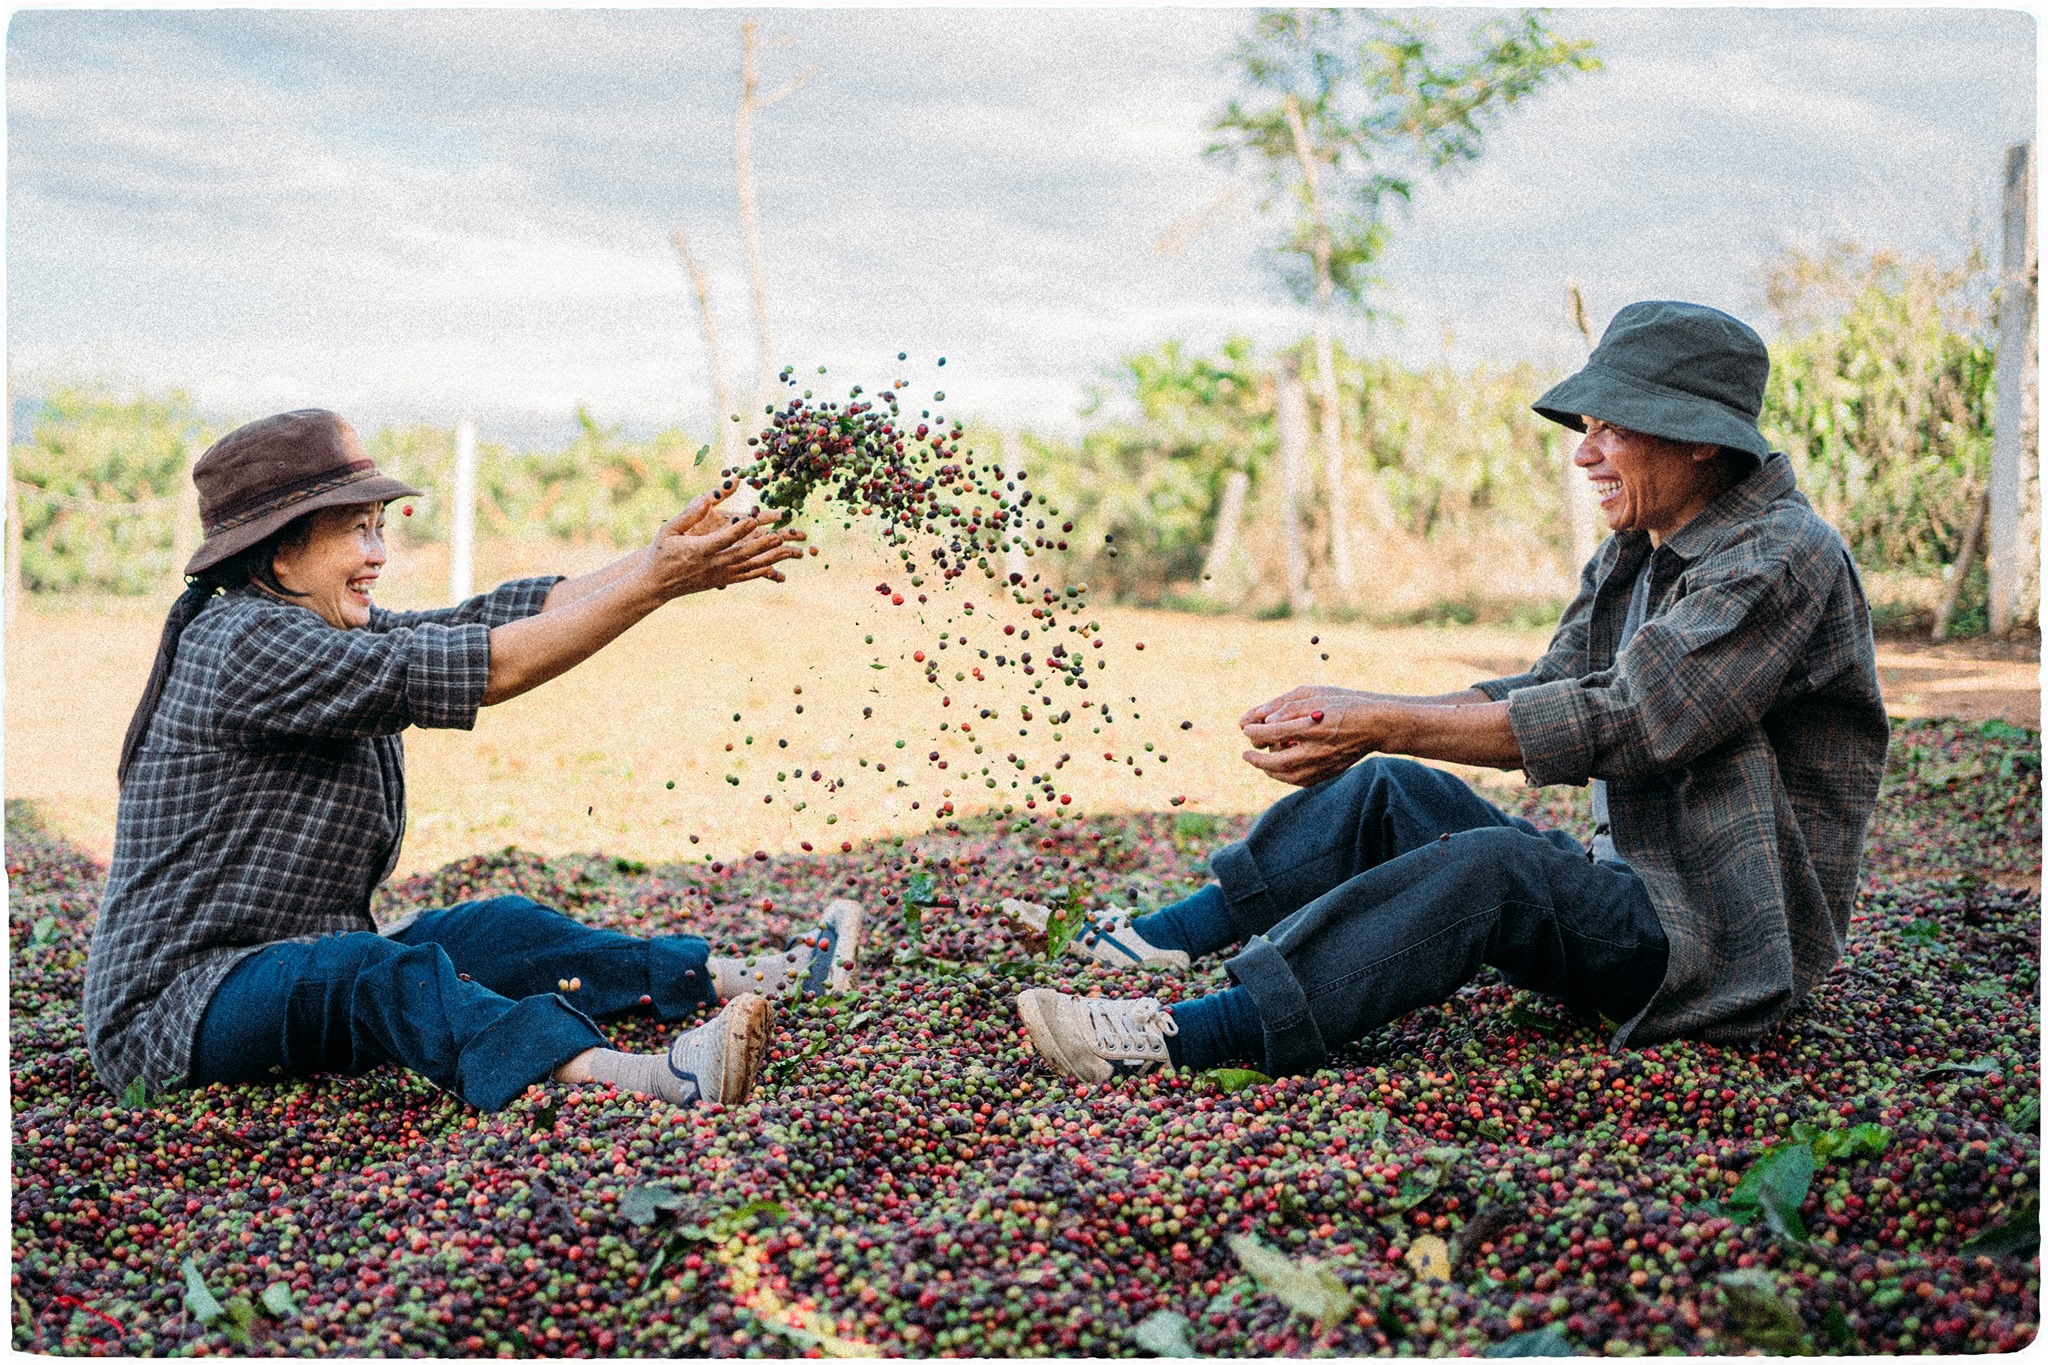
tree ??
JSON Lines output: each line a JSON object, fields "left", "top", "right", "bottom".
{"left": 1209, "top": 9, "right": 1597, "bottom": 597}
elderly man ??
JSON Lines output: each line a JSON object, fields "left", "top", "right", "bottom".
{"left": 1011, "top": 300, "right": 1890, "bottom": 1081}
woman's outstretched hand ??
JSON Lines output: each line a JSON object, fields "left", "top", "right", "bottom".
{"left": 646, "top": 487, "right": 807, "bottom": 599}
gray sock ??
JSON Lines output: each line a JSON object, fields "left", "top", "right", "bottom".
{"left": 575, "top": 1048, "right": 700, "bottom": 1106}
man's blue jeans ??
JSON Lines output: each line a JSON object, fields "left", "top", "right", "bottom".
{"left": 1211, "top": 757, "right": 1668, "bottom": 1077}
{"left": 189, "top": 896, "right": 718, "bottom": 1111}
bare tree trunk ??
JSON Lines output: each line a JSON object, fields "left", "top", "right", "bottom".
{"left": 1201, "top": 468, "right": 1251, "bottom": 593}
{"left": 735, "top": 21, "right": 817, "bottom": 418}
{"left": 1283, "top": 93, "right": 1355, "bottom": 595}
{"left": 1560, "top": 280, "right": 1603, "bottom": 572}
{"left": 1932, "top": 487, "right": 1990, "bottom": 643}
{"left": 671, "top": 225, "right": 741, "bottom": 467}
{"left": 1989, "top": 139, "right": 2037, "bottom": 635}
{"left": 1276, "top": 356, "right": 1314, "bottom": 618}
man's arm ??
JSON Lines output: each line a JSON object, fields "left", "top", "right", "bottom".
{"left": 1239, "top": 688, "right": 1521, "bottom": 787}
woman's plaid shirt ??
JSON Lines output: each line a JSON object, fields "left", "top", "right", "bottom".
{"left": 1473, "top": 455, "right": 1889, "bottom": 1048}
{"left": 82, "top": 577, "right": 560, "bottom": 1096}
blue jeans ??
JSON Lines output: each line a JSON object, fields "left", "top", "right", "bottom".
{"left": 189, "top": 896, "right": 718, "bottom": 1111}
{"left": 1211, "top": 757, "right": 1668, "bottom": 1077}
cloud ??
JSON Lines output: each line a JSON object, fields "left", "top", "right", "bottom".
{"left": 5, "top": 7, "right": 2033, "bottom": 446}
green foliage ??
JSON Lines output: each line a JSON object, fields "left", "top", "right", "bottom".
{"left": 1133, "top": 1309, "right": 1199, "bottom": 1357}
{"left": 11, "top": 385, "right": 208, "bottom": 594}
{"left": 1210, "top": 10, "right": 1597, "bottom": 309}
{"left": 1760, "top": 244, "right": 1997, "bottom": 578}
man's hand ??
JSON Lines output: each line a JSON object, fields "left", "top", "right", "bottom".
{"left": 1239, "top": 684, "right": 1524, "bottom": 785}
{"left": 1239, "top": 687, "right": 1392, "bottom": 787}
{"left": 646, "top": 487, "right": 806, "bottom": 599}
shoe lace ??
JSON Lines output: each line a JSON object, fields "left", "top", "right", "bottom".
{"left": 1083, "top": 998, "right": 1178, "bottom": 1061}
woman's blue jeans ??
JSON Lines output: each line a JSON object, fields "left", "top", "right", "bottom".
{"left": 1211, "top": 757, "right": 1668, "bottom": 1077}
{"left": 189, "top": 896, "right": 718, "bottom": 1111}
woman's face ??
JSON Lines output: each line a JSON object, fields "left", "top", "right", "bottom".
{"left": 271, "top": 502, "right": 388, "bottom": 629}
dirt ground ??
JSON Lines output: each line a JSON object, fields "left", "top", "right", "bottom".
{"left": 8, "top": 538, "right": 2039, "bottom": 875}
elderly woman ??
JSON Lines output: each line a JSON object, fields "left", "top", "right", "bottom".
{"left": 1009, "top": 302, "right": 1888, "bottom": 1081}
{"left": 84, "top": 409, "right": 859, "bottom": 1113}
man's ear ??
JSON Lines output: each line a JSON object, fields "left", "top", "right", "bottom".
{"left": 1688, "top": 442, "right": 1724, "bottom": 465}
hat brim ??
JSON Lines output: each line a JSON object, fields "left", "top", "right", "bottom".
{"left": 184, "top": 473, "right": 423, "bottom": 578}
{"left": 1534, "top": 362, "right": 1773, "bottom": 465}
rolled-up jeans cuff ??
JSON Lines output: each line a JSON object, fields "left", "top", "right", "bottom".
{"left": 1223, "top": 936, "right": 1327, "bottom": 1078}
{"left": 457, "top": 995, "right": 608, "bottom": 1112}
{"left": 648, "top": 936, "right": 718, "bottom": 1020}
{"left": 1210, "top": 842, "right": 1280, "bottom": 944}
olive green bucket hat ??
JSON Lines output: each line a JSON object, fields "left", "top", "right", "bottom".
{"left": 1533, "top": 300, "right": 1773, "bottom": 466}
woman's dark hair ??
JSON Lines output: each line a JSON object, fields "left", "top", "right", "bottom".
{"left": 116, "top": 514, "right": 317, "bottom": 788}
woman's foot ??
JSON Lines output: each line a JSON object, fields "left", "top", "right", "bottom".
{"left": 1016, "top": 988, "right": 1180, "bottom": 1081}
{"left": 709, "top": 898, "right": 864, "bottom": 1000}
{"left": 999, "top": 899, "right": 1191, "bottom": 970}
{"left": 559, "top": 992, "right": 773, "bottom": 1106}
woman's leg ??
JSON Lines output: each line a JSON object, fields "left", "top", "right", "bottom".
{"left": 190, "top": 932, "right": 607, "bottom": 1111}
{"left": 1206, "top": 756, "right": 1546, "bottom": 947}
{"left": 386, "top": 896, "right": 718, "bottom": 1024}
{"left": 1224, "top": 824, "right": 1666, "bottom": 1076}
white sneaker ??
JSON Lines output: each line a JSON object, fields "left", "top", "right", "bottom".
{"left": 999, "top": 898, "right": 1191, "bottom": 970}
{"left": 710, "top": 898, "right": 864, "bottom": 1000}
{"left": 665, "top": 993, "right": 773, "bottom": 1105}
{"left": 1016, "top": 988, "right": 1180, "bottom": 1082}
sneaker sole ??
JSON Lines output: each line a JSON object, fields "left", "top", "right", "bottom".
{"left": 998, "top": 898, "right": 1052, "bottom": 953}
{"left": 1015, "top": 988, "right": 1110, "bottom": 1083}
{"left": 717, "top": 993, "right": 773, "bottom": 1104}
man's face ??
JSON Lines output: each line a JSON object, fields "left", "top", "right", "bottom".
{"left": 1573, "top": 417, "right": 1726, "bottom": 545}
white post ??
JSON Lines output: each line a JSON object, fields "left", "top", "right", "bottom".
{"left": 451, "top": 418, "right": 477, "bottom": 604}
{"left": 1989, "top": 140, "right": 2037, "bottom": 636}
{"left": 1276, "top": 356, "right": 1313, "bottom": 618}
{"left": 1002, "top": 429, "right": 1029, "bottom": 584}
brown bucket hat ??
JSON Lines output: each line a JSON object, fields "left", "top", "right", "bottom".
{"left": 185, "top": 410, "right": 422, "bottom": 577}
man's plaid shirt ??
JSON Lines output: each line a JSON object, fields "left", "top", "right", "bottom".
{"left": 1471, "top": 454, "right": 1889, "bottom": 1047}
{"left": 83, "top": 577, "right": 560, "bottom": 1096}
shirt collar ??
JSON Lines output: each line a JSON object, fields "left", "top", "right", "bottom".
{"left": 1657, "top": 452, "right": 1798, "bottom": 562}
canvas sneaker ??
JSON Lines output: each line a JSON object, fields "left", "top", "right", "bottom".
{"left": 1015, "top": 988, "right": 1180, "bottom": 1082}
{"left": 999, "top": 898, "right": 1191, "bottom": 970}
{"left": 711, "top": 898, "right": 864, "bottom": 1000}
{"left": 665, "top": 993, "right": 773, "bottom": 1106}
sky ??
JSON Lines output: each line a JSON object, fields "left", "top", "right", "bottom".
{"left": 5, "top": 5, "right": 2038, "bottom": 448}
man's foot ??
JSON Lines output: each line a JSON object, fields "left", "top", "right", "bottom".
{"left": 1015, "top": 988, "right": 1179, "bottom": 1082}
{"left": 664, "top": 993, "right": 773, "bottom": 1105}
{"left": 999, "top": 898, "right": 1191, "bottom": 969}
{"left": 709, "top": 899, "right": 864, "bottom": 1000}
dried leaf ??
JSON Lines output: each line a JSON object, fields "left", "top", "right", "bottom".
{"left": 1403, "top": 1234, "right": 1450, "bottom": 1283}
{"left": 1133, "top": 1309, "right": 1198, "bottom": 1357}
{"left": 1228, "top": 1234, "right": 1351, "bottom": 1329}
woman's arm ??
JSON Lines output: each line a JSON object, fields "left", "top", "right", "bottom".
{"left": 482, "top": 491, "right": 802, "bottom": 706}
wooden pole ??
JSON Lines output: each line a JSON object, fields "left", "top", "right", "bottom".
{"left": 451, "top": 418, "right": 477, "bottom": 603}
{"left": 5, "top": 374, "right": 19, "bottom": 625}
{"left": 1283, "top": 93, "right": 1355, "bottom": 594}
{"left": 1931, "top": 487, "right": 1990, "bottom": 643}
{"left": 170, "top": 437, "right": 200, "bottom": 587}
{"left": 1276, "top": 356, "right": 1314, "bottom": 618}
{"left": 734, "top": 22, "right": 816, "bottom": 417}
{"left": 1988, "top": 140, "right": 2036, "bottom": 635}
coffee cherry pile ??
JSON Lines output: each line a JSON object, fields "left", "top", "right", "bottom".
{"left": 10, "top": 719, "right": 2038, "bottom": 1357}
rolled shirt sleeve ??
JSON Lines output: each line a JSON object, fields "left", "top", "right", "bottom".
{"left": 368, "top": 575, "right": 563, "bottom": 632}
{"left": 1505, "top": 521, "right": 1840, "bottom": 790}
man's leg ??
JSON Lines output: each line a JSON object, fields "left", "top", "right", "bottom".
{"left": 190, "top": 932, "right": 608, "bottom": 1111}
{"left": 1222, "top": 824, "right": 1667, "bottom": 1076}
{"left": 387, "top": 896, "right": 718, "bottom": 1024}
{"left": 1157, "top": 756, "right": 1543, "bottom": 954}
